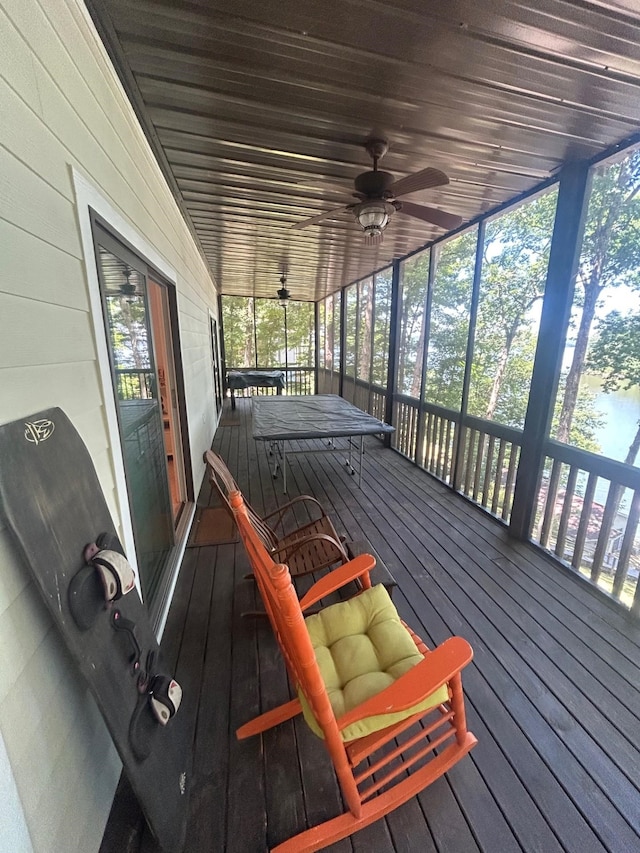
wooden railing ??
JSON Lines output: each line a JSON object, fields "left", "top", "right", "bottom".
{"left": 225, "top": 362, "right": 640, "bottom": 612}
{"left": 226, "top": 366, "right": 315, "bottom": 398}
{"left": 392, "top": 395, "right": 522, "bottom": 519}
{"left": 115, "top": 368, "right": 155, "bottom": 401}
{"left": 317, "top": 367, "right": 340, "bottom": 396}
{"left": 457, "top": 416, "right": 522, "bottom": 521}
{"left": 341, "top": 377, "right": 390, "bottom": 426}
{"left": 390, "top": 392, "right": 640, "bottom": 612}
{"left": 534, "top": 440, "right": 640, "bottom": 613}
{"left": 285, "top": 366, "right": 315, "bottom": 395}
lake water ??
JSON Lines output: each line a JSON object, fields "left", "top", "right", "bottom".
{"left": 581, "top": 376, "right": 640, "bottom": 466}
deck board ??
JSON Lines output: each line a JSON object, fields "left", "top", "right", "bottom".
{"left": 101, "top": 397, "right": 640, "bottom": 853}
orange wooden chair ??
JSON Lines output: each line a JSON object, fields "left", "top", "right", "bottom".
{"left": 204, "top": 449, "right": 349, "bottom": 577}
{"left": 230, "top": 489, "right": 478, "bottom": 852}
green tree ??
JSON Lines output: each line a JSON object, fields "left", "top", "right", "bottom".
{"left": 556, "top": 148, "right": 640, "bottom": 443}
{"left": 587, "top": 310, "right": 640, "bottom": 466}
{"left": 285, "top": 301, "right": 315, "bottom": 366}
{"left": 106, "top": 294, "right": 150, "bottom": 371}
{"left": 357, "top": 278, "right": 373, "bottom": 382}
{"left": 426, "top": 229, "right": 477, "bottom": 410}
{"left": 255, "top": 299, "right": 286, "bottom": 366}
{"left": 470, "top": 189, "right": 558, "bottom": 425}
{"left": 397, "top": 252, "right": 430, "bottom": 397}
{"left": 344, "top": 285, "right": 358, "bottom": 376}
{"left": 222, "top": 297, "right": 255, "bottom": 367}
{"left": 372, "top": 269, "right": 392, "bottom": 387}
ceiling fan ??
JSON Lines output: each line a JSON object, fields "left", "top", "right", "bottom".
{"left": 276, "top": 273, "right": 290, "bottom": 304}
{"left": 291, "top": 138, "right": 463, "bottom": 243}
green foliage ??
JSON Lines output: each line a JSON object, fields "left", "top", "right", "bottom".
{"left": 426, "top": 229, "right": 477, "bottom": 409}
{"left": 468, "top": 189, "right": 558, "bottom": 424}
{"left": 577, "top": 150, "right": 640, "bottom": 296}
{"left": 556, "top": 146, "right": 640, "bottom": 444}
{"left": 397, "top": 251, "right": 430, "bottom": 396}
{"left": 344, "top": 284, "right": 358, "bottom": 376}
{"left": 321, "top": 292, "right": 340, "bottom": 373}
{"left": 222, "top": 297, "right": 255, "bottom": 367}
{"left": 221, "top": 295, "right": 314, "bottom": 369}
{"left": 587, "top": 310, "right": 640, "bottom": 392}
{"left": 105, "top": 294, "right": 150, "bottom": 370}
{"left": 372, "top": 269, "right": 392, "bottom": 387}
{"left": 550, "top": 375, "right": 604, "bottom": 453}
{"left": 255, "top": 299, "right": 286, "bottom": 366}
{"left": 285, "top": 301, "right": 315, "bottom": 366}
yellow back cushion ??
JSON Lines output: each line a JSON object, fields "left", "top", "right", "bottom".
{"left": 300, "top": 584, "right": 449, "bottom": 741}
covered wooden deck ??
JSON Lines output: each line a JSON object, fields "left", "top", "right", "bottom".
{"left": 102, "top": 397, "right": 640, "bottom": 853}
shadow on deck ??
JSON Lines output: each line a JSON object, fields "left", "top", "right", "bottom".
{"left": 102, "top": 397, "right": 640, "bottom": 853}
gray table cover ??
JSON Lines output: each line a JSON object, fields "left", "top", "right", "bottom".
{"left": 252, "top": 394, "right": 395, "bottom": 440}
{"left": 227, "top": 369, "right": 286, "bottom": 390}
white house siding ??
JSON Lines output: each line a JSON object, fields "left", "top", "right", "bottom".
{"left": 0, "top": 1, "right": 220, "bottom": 850}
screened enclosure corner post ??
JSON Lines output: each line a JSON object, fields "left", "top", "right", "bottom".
{"left": 339, "top": 283, "right": 347, "bottom": 400}
{"left": 217, "top": 292, "right": 228, "bottom": 397}
{"left": 314, "top": 300, "right": 320, "bottom": 394}
{"left": 384, "top": 260, "right": 402, "bottom": 446}
{"left": 509, "top": 161, "right": 591, "bottom": 541}
{"left": 451, "top": 223, "right": 484, "bottom": 493}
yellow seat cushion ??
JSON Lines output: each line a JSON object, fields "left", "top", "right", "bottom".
{"left": 299, "top": 584, "right": 449, "bottom": 742}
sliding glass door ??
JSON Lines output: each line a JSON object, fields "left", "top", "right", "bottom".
{"left": 92, "top": 222, "right": 187, "bottom": 607}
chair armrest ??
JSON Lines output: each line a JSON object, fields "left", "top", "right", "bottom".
{"left": 335, "top": 636, "right": 474, "bottom": 731}
{"left": 262, "top": 495, "right": 326, "bottom": 530}
{"left": 273, "top": 532, "right": 348, "bottom": 565}
{"left": 298, "top": 554, "right": 375, "bottom": 612}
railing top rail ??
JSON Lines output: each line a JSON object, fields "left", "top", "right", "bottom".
{"left": 227, "top": 365, "right": 315, "bottom": 372}
{"left": 464, "top": 414, "right": 523, "bottom": 445}
{"left": 544, "top": 438, "right": 640, "bottom": 491}
{"left": 392, "top": 395, "right": 522, "bottom": 444}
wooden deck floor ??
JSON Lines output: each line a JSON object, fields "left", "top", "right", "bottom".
{"left": 102, "top": 397, "right": 640, "bottom": 853}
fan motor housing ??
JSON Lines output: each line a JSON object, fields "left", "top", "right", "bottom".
{"left": 354, "top": 170, "right": 395, "bottom": 198}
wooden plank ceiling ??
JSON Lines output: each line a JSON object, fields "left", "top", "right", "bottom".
{"left": 88, "top": 0, "right": 640, "bottom": 301}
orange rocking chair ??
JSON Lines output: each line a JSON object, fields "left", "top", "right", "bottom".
{"left": 230, "top": 489, "right": 478, "bottom": 852}
{"left": 204, "top": 450, "right": 349, "bottom": 577}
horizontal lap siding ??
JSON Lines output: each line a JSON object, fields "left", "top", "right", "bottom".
{"left": 0, "top": 2, "right": 219, "bottom": 852}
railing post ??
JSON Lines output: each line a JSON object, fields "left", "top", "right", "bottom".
{"left": 384, "top": 260, "right": 401, "bottom": 446}
{"left": 339, "top": 285, "right": 346, "bottom": 399}
{"left": 509, "top": 161, "right": 591, "bottom": 540}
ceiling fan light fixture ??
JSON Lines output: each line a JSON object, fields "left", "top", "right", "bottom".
{"left": 354, "top": 200, "right": 395, "bottom": 237}
{"left": 277, "top": 274, "right": 290, "bottom": 304}
{"left": 120, "top": 266, "right": 136, "bottom": 296}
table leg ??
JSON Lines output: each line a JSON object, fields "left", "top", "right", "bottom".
{"left": 283, "top": 442, "right": 287, "bottom": 493}
{"left": 230, "top": 391, "right": 236, "bottom": 410}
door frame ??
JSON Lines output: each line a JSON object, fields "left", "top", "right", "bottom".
{"left": 209, "top": 310, "right": 224, "bottom": 421}
{"left": 72, "top": 169, "right": 194, "bottom": 635}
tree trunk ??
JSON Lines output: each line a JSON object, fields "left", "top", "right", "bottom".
{"left": 555, "top": 280, "right": 602, "bottom": 442}
{"left": 409, "top": 309, "right": 426, "bottom": 397}
{"left": 243, "top": 300, "right": 254, "bottom": 366}
{"left": 358, "top": 286, "right": 373, "bottom": 380}
{"left": 602, "top": 422, "right": 640, "bottom": 568}
{"left": 484, "top": 326, "right": 517, "bottom": 419}
{"left": 624, "top": 421, "right": 640, "bottom": 467}
{"left": 556, "top": 159, "right": 633, "bottom": 443}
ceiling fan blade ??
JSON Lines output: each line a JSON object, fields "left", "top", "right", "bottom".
{"left": 398, "top": 201, "right": 463, "bottom": 231}
{"left": 290, "top": 206, "right": 349, "bottom": 229}
{"left": 389, "top": 167, "right": 449, "bottom": 198}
